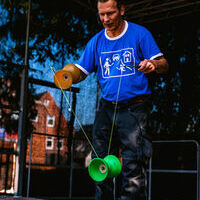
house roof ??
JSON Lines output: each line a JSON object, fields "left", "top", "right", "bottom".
{"left": 72, "top": 0, "right": 200, "bottom": 24}
{"left": 34, "top": 92, "right": 46, "bottom": 100}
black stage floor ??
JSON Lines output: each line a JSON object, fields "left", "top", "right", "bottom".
{"left": 0, "top": 197, "right": 44, "bottom": 200}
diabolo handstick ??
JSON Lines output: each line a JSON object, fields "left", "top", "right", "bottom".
{"left": 53, "top": 64, "right": 81, "bottom": 89}
{"left": 88, "top": 155, "right": 122, "bottom": 182}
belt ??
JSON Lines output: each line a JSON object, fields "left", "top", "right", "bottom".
{"left": 101, "top": 95, "right": 148, "bottom": 107}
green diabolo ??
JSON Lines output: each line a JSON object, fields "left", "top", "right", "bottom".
{"left": 88, "top": 155, "right": 122, "bottom": 182}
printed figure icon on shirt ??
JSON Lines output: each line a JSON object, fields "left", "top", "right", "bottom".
{"left": 100, "top": 48, "right": 136, "bottom": 78}
{"left": 104, "top": 58, "right": 113, "bottom": 76}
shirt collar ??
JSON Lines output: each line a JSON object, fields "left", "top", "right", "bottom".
{"left": 105, "top": 20, "right": 128, "bottom": 41}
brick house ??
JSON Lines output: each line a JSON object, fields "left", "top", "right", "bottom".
{"left": 0, "top": 91, "right": 70, "bottom": 193}
{"left": 26, "top": 91, "right": 70, "bottom": 168}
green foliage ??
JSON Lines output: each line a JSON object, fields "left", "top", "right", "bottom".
{"left": 0, "top": 68, "right": 35, "bottom": 136}
{"left": 0, "top": 0, "right": 98, "bottom": 136}
{"left": 0, "top": 0, "right": 98, "bottom": 63}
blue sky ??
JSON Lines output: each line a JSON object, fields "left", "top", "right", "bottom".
{"left": 29, "top": 57, "right": 98, "bottom": 130}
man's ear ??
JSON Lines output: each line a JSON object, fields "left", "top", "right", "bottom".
{"left": 120, "top": 5, "right": 125, "bottom": 16}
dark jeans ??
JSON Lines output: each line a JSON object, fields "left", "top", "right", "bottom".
{"left": 92, "top": 96, "right": 152, "bottom": 200}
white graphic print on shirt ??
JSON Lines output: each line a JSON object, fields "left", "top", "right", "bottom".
{"left": 100, "top": 48, "right": 136, "bottom": 78}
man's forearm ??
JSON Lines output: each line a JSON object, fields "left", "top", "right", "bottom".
{"left": 152, "top": 57, "right": 169, "bottom": 74}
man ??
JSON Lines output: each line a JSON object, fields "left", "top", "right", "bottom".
{"left": 74, "top": 0, "right": 169, "bottom": 199}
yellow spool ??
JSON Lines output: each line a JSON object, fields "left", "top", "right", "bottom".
{"left": 53, "top": 64, "right": 81, "bottom": 89}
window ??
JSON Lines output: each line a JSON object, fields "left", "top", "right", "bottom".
{"left": 44, "top": 99, "right": 49, "bottom": 106}
{"left": 57, "top": 138, "right": 64, "bottom": 150}
{"left": 31, "top": 114, "right": 38, "bottom": 122}
{"left": 47, "top": 115, "right": 55, "bottom": 127}
{"left": 31, "top": 109, "right": 38, "bottom": 122}
{"left": 46, "top": 136, "right": 54, "bottom": 150}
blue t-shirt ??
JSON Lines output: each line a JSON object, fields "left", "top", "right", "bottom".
{"left": 76, "top": 21, "right": 163, "bottom": 102}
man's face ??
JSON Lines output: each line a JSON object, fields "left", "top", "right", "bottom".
{"left": 98, "top": 0, "right": 125, "bottom": 32}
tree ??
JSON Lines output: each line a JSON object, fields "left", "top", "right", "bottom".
{"left": 0, "top": 0, "right": 98, "bottom": 65}
{"left": 0, "top": 0, "right": 98, "bottom": 135}
{"left": 0, "top": 62, "right": 35, "bottom": 137}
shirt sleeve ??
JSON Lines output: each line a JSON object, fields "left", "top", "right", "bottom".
{"left": 75, "top": 38, "right": 97, "bottom": 75}
{"left": 139, "top": 29, "right": 163, "bottom": 60}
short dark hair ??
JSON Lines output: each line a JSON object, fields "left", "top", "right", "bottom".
{"left": 97, "top": 0, "right": 125, "bottom": 10}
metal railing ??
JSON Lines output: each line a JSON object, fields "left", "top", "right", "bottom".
{"left": 148, "top": 140, "right": 200, "bottom": 200}
{"left": 1, "top": 139, "right": 199, "bottom": 200}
